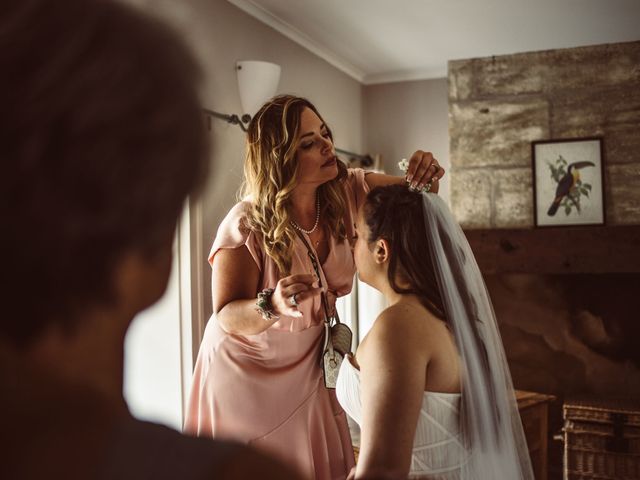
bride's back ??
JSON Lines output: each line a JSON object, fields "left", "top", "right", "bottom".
{"left": 347, "top": 298, "right": 467, "bottom": 479}
{"left": 358, "top": 299, "right": 461, "bottom": 395}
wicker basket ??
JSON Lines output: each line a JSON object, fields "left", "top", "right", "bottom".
{"left": 563, "top": 397, "right": 640, "bottom": 480}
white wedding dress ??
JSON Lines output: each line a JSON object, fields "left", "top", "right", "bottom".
{"left": 336, "top": 355, "right": 468, "bottom": 479}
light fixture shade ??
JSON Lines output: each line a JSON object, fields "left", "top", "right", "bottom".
{"left": 236, "top": 60, "right": 281, "bottom": 118}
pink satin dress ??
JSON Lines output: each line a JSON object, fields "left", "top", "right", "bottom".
{"left": 184, "top": 169, "right": 371, "bottom": 479}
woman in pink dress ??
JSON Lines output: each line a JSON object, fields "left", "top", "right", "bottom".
{"left": 184, "top": 95, "right": 444, "bottom": 479}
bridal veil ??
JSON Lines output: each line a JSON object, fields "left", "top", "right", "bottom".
{"left": 421, "top": 193, "right": 534, "bottom": 480}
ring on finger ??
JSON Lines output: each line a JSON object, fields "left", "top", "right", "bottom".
{"left": 289, "top": 294, "right": 299, "bottom": 306}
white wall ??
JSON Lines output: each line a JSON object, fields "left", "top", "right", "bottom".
{"left": 364, "top": 78, "right": 450, "bottom": 205}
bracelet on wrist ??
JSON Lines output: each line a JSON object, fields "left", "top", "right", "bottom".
{"left": 256, "top": 288, "right": 279, "bottom": 321}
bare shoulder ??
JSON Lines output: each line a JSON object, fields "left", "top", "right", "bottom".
{"left": 372, "top": 303, "right": 440, "bottom": 341}
{"left": 359, "top": 303, "right": 438, "bottom": 364}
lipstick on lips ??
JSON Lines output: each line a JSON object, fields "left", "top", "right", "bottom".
{"left": 322, "top": 156, "right": 337, "bottom": 167}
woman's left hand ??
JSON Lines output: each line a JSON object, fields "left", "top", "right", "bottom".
{"left": 405, "top": 150, "right": 444, "bottom": 193}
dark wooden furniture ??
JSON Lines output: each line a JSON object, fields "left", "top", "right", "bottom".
{"left": 517, "top": 390, "right": 557, "bottom": 480}
{"left": 463, "top": 225, "right": 640, "bottom": 275}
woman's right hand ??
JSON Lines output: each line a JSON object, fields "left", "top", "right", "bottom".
{"left": 271, "top": 273, "right": 323, "bottom": 318}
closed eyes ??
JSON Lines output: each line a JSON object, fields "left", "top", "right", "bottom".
{"left": 301, "top": 130, "right": 331, "bottom": 150}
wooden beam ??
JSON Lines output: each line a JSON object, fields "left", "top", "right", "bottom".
{"left": 463, "top": 226, "right": 640, "bottom": 274}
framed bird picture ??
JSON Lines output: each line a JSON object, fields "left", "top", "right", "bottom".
{"left": 532, "top": 137, "right": 605, "bottom": 227}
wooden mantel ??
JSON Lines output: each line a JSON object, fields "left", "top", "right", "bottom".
{"left": 463, "top": 225, "right": 640, "bottom": 275}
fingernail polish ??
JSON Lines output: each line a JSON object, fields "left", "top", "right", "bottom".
{"left": 407, "top": 175, "right": 413, "bottom": 183}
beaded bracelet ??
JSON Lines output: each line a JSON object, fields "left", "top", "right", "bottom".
{"left": 256, "top": 288, "right": 279, "bottom": 321}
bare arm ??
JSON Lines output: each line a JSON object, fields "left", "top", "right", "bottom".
{"left": 364, "top": 150, "right": 443, "bottom": 193}
{"left": 212, "top": 246, "right": 321, "bottom": 335}
{"left": 355, "top": 309, "right": 430, "bottom": 479}
{"left": 211, "top": 245, "right": 266, "bottom": 335}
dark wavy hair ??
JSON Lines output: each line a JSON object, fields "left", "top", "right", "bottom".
{"left": 0, "top": 0, "right": 207, "bottom": 346}
{"left": 362, "top": 184, "right": 447, "bottom": 321}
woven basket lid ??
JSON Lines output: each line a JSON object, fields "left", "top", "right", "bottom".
{"left": 564, "top": 396, "right": 640, "bottom": 414}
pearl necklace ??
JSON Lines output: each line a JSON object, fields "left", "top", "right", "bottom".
{"left": 291, "top": 192, "right": 321, "bottom": 234}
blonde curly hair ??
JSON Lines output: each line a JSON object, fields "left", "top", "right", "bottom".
{"left": 239, "top": 95, "right": 348, "bottom": 275}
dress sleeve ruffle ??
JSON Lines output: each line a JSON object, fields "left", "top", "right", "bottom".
{"left": 208, "top": 201, "right": 262, "bottom": 270}
{"left": 345, "top": 168, "right": 372, "bottom": 212}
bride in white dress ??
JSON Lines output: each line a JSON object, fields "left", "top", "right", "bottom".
{"left": 336, "top": 184, "right": 534, "bottom": 480}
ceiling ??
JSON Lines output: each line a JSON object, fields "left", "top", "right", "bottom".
{"left": 228, "top": 0, "right": 640, "bottom": 84}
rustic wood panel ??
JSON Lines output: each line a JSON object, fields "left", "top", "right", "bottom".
{"left": 464, "top": 226, "right": 640, "bottom": 274}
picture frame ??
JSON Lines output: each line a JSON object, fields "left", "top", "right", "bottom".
{"left": 532, "top": 137, "right": 605, "bottom": 227}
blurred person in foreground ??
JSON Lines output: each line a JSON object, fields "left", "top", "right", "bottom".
{"left": 0, "top": 0, "right": 301, "bottom": 478}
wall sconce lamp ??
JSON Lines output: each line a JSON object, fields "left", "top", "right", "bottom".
{"left": 202, "top": 61, "right": 374, "bottom": 167}
{"left": 203, "top": 60, "right": 281, "bottom": 132}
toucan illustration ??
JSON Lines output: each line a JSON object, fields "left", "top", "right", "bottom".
{"left": 547, "top": 161, "right": 595, "bottom": 216}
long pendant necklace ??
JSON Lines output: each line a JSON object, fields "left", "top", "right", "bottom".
{"left": 291, "top": 191, "right": 321, "bottom": 235}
